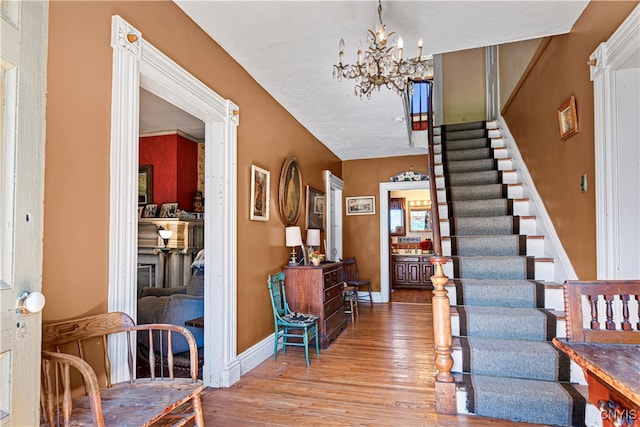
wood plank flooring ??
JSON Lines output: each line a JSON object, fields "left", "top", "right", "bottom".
{"left": 188, "top": 303, "right": 550, "bottom": 426}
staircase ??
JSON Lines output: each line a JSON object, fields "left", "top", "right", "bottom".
{"left": 433, "top": 121, "right": 587, "bottom": 426}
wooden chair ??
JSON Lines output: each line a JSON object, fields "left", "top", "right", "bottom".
{"left": 342, "top": 257, "right": 373, "bottom": 302}
{"left": 563, "top": 280, "right": 640, "bottom": 343}
{"left": 268, "top": 271, "right": 320, "bottom": 366}
{"left": 343, "top": 281, "right": 358, "bottom": 322}
{"left": 40, "top": 311, "right": 204, "bottom": 426}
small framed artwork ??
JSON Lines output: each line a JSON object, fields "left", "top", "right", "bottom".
{"left": 143, "top": 203, "right": 158, "bottom": 218}
{"left": 306, "top": 185, "right": 324, "bottom": 230}
{"left": 250, "top": 165, "right": 270, "bottom": 221}
{"left": 138, "top": 165, "right": 153, "bottom": 205}
{"left": 278, "top": 156, "right": 303, "bottom": 225}
{"left": 557, "top": 96, "right": 578, "bottom": 140}
{"left": 409, "top": 207, "right": 431, "bottom": 232}
{"left": 159, "top": 202, "right": 179, "bottom": 218}
{"left": 346, "top": 196, "right": 376, "bottom": 215}
{"left": 137, "top": 206, "right": 144, "bottom": 218}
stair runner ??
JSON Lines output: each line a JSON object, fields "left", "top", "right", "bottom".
{"left": 440, "top": 121, "right": 585, "bottom": 426}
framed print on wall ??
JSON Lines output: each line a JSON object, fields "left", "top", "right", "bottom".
{"left": 278, "top": 156, "right": 303, "bottom": 225}
{"left": 346, "top": 196, "right": 376, "bottom": 215}
{"left": 250, "top": 165, "right": 270, "bottom": 221}
{"left": 557, "top": 95, "right": 579, "bottom": 140}
{"left": 409, "top": 207, "right": 431, "bottom": 232}
{"left": 138, "top": 165, "right": 153, "bottom": 205}
{"left": 306, "top": 185, "right": 324, "bottom": 230}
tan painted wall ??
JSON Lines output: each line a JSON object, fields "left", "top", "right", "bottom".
{"left": 498, "top": 38, "right": 543, "bottom": 108}
{"left": 43, "top": 1, "right": 340, "bottom": 354}
{"left": 441, "top": 48, "right": 486, "bottom": 124}
{"left": 502, "top": 1, "right": 638, "bottom": 279}
{"left": 342, "top": 155, "right": 429, "bottom": 293}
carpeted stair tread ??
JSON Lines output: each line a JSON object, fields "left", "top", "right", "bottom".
{"left": 443, "top": 121, "right": 485, "bottom": 132}
{"left": 446, "top": 170, "right": 500, "bottom": 186}
{"left": 450, "top": 234, "right": 526, "bottom": 256}
{"left": 447, "top": 183, "right": 507, "bottom": 201}
{"left": 449, "top": 216, "right": 515, "bottom": 235}
{"left": 445, "top": 158, "right": 496, "bottom": 173}
{"left": 451, "top": 255, "right": 532, "bottom": 280}
{"left": 445, "top": 147, "right": 493, "bottom": 162}
{"left": 444, "top": 128, "right": 488, "bottom": 141}
{"left": 440, "top": 138, "right": 490, "bottom": 151}
{"left": 463, "top": 374, "right": 585, "bottom": 426}
{"left": 454, "top": 279, "right": 543, "bottom": 308}
{"left": 448, "top": 199, "right": 511, "bottom": 217}
{"left": 460, "top": 337, "right": 571, "bottom": 381}
{"left": 457, "top": 306, "right": 555, "bottom": 340}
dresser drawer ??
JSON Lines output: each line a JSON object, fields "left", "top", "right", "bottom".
{"left": 323, "top": 267, "right": 344, "bottom": 289}
{"left": 324, "top": 293, "right": 344, "bottom": 317}
{"left": 324, "top": 282, "right": 343, "bottom": 302}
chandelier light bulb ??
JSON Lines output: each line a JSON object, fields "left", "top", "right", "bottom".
{"left": 397, "top": 36, "right": 404, "bottom": 59}
{"left": 339, "top": 38, "right": 345, "bottom": 63}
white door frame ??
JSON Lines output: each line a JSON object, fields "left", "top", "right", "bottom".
{"left": 108, "top": 15, "right": 240, "bottom": 387}
{"left": 590, "top": 5, "right": 640, "bottom": 279}
{"left": 323, "top": 170, "right": 343, "bottom": 262}
{"left": 379, "top": 180, "right": 430, "bottom": 303}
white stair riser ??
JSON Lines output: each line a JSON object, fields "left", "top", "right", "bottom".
{"left": 497, "top": 158, "right": 513, "bottom": 170}
{"left": 502, "top": 170, "right": 519, "bottom": 184}
{"left": 488, "top": 129, "right": 500, "bottom": 138}
{"left": 486, "top": 120, "right": 498, "bottom": 129}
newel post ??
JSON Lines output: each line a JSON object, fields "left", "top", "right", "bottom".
{"left": 430, "top": 256, "right": 456, "bottom": 414}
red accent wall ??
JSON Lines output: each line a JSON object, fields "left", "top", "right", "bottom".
{"left": 139, "top": 134, "right": 198, "bottom": 211}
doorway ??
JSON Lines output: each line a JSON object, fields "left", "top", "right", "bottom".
{"left": 379, "top": 180, "right": 431, "bottom": 303}
{"left": 109, "top": 15, "right": 240, "bottom": 387}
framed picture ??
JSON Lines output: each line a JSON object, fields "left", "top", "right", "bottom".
{"left": 389, "top": 197, "right": 406, "bottom": 236}
{"left": 137, "top": 206, "right": 144, "bottom": 218}
{"left": 346, "top": 196, "right": 376, "bottom": 215}
{"left": 138, "top": 165, "right": 153, "bottom": 205}
{"left": 306, "top": 185, "right": 324, "bottom": 230}
{"left": 278, "top": 156, "right": 303, "bottom": 225}
{"left": 159, "top": 202, "right": 179, "bottom": 218}
{"left": 142, "top": 203, "right": 157, "bottom": 218}
{"left": 409, "top": 207, "right": 431, "bottom": 232}
{"left": 250, "top": 165, "right": 270, "bottom": 221}
{"left": 557, "top": 96, "right": 579, "bottom": 140}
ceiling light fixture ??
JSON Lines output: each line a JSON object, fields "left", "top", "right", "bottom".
{"left": 333, "top": 0, "right": 431, "bottom": 99}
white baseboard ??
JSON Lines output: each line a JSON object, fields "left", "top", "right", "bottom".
{"left": 237, "top": 332, "right": 277, "bottom": 377}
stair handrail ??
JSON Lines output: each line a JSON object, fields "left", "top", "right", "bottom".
{"left": 425, "top": 81, "right": 455, "bottom": 414}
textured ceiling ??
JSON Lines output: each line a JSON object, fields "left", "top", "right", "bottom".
{"left": 141, "top": 1, "right": 590, "bottom": 160}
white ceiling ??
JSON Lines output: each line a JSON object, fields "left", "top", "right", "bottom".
{"left": 140, "top": 1, "right": 589, "bottom": 160}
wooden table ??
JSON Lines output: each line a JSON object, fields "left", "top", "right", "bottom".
{"left": 185, "top": 316, "right": 204, "bottom": 328}
{"left": 552, "top": 339, "right": 640, "bottom": 426}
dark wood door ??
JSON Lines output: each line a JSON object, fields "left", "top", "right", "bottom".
{"left": 393, "top": 262, "right": 407, "bottom": 283}
{"left": 407, "top": 262, "right": 421, "bottom": 284}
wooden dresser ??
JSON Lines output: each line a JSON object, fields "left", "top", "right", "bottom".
{"left": 284, "top": 262, "right": 347, "bottom": 349}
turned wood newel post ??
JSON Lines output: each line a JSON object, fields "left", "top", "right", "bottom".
{"left": 430, "top": 256, "right": 456, "bottom": 414}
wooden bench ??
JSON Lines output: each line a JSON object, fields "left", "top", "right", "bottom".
{"left": 40, "top": 311, "right": 204, "bottom": 426}
{"left": 553, "top": 280, "right": 640, "bottom": 427}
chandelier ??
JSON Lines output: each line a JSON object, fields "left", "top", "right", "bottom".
{"left": 332, "top": 0, "right": 431, "bottom": 99}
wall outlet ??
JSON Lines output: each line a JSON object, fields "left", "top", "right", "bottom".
{"left": 580, "top": 173, "right": 587, "bottom": 193}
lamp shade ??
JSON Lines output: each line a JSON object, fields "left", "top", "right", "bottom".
{"left": 158, "top": 229, "right": 173, "bottom": 240}
{"left": 285, "top": 226, "right": 302, "bottom": 247}
{"left": 306, "top": 229, "right": 320, "bottom": 247}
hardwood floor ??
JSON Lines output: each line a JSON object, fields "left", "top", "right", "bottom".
{"left": 187, "top": 303, "right": 550, "bottom": 426}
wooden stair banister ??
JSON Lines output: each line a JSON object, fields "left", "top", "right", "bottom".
{"left": 424, "top": 85, "right": 455, "bottom": 415}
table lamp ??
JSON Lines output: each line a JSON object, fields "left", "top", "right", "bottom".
{"left": 306, "top": 229, "right": 320, "bottom": 259}
{"left": 285, "top": 226, "right": 303, "bottom": 266}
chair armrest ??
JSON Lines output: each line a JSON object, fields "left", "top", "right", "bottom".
{"left": 41, "top": 350, "right": 104, "bottom": 426}
{"left": 140, "top": 286, "right": 188, "bottom": 298}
